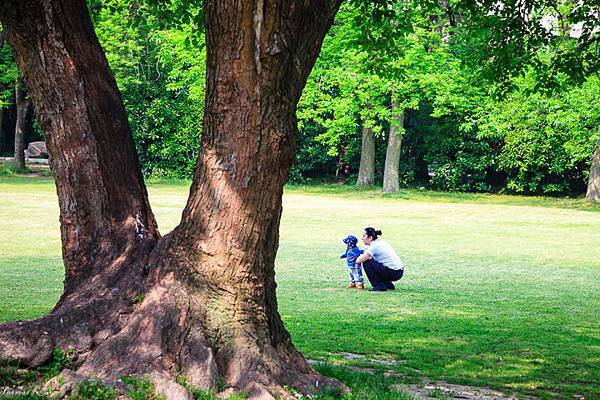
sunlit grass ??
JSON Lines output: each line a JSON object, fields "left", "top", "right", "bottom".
{"left": 1, "top": 176, "right": 598, "bottom": 399}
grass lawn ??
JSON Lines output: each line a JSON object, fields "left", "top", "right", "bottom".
{"left": 0, "top": 176, "right": 599, "bottom": 399}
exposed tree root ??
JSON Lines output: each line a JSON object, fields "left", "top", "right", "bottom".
{"left": 0, "top": 253, "right": 347, "bottom": 400}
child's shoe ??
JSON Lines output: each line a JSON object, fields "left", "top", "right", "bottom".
{"left": 357, "top": 283, "right": 365, "bottom": 290}
{"left": 347, "top": 283, "right": 356, "bottom": 289}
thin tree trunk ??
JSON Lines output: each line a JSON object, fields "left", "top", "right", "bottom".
{"left": 13, "top": 78, "right": 28, "bottom": 170}
{"left": 356, "top": 125, "right": 375, "bottom": 186}
{"left": 586, "top": 140, "right": 600, "bottom": 201}
{"left": 1, "top": 0, "right": 345, "bottom": 397}
{"left": 383, "top": 101, "right": 405, "bottom": 193}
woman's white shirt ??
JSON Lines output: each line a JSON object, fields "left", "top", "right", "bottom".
{"left": 366, "top": 239, "right": 404, "bottom": 270}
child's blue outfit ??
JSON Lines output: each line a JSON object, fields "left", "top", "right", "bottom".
{"left": 341, "top": 235, "right": 364, "bottom": 284}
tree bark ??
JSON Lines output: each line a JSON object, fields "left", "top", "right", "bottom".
{"left": 356, "top": 125, "right": 375, "bottom": 186}
{"left": 13, "top": 77, "right": 28, "bottom": 170}
{"left": 0, "top": 0, "right": 344, "bottom": 398}
{"left": 0, "top": 107, "right": 4, "bottom": 154}
{"left": 383, "top": 101, "right": 405, "bottom": 193}
{"left": 0, "top": 31, "right": 7, "bottom": 154}
{"left": 0, "top": 32, "right": 3, "bottom": 154}
{"left": 586, "top": 140, "right": 600, "bottom": 201}
{"left": 1, "top": 0, "right": 159, "bottom": 373}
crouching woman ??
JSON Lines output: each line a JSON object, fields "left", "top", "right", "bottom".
{"left": 356, "top": 227, "right": 404, "bottom": 291}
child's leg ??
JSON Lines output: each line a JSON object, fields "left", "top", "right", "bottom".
{"left": 356, "top": 265, "right": 364, "bottom": 284}
{"left": 347, "top": 266, "right": 354, "bottom": 283}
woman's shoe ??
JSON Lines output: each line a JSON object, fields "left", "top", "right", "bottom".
{"left": 368, "top": 287, "right": 387, "bottom": 292}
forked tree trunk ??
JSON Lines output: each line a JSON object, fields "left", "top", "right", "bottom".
{"left": 356, "top": 125, "right": 375, "bottom": 186}
{"left": 0, "top": 0, "right": 343, "bottom": 398}
{"left": 383, "top": 101, "right": 404, "bottom": 193}
{"left": 586, "top": 140, "right": 600, "bottom": 201}
{"left": 13, "top": 78, "right": 28, "bottom": 170}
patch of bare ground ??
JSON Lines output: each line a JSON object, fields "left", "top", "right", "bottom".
{"left": 311, "top": 354, "right": 538, "bottom": 400}
{"left": 394, "top": 381, "right": 538, "bottom": 400}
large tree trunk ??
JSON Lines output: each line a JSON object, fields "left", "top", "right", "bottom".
{"left": 0, "top": 0, "right": 344, "bottom": 398}
{"left": 0, "top": 107, "right": 4, "bottom": 154}
{"left": 382, "top": 101, "right": 405, "bottom": 193}
{"left": 1, "top": 0, "right": 159, "bottom": 378}
{"left": 13, "top": 78, "right": 29, "bottom": 170}
{"left": 0, "top": 31, "right": 4, "bottom": 155}
{"left": 586, "top": 140, "right": 600, "bottom": 201}
{"left": 356, "top": 125, "right": 375, "bottom": 186}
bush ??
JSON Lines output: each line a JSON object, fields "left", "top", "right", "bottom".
{"left": 0, "top": 161, "right": 29, "bottom": 176}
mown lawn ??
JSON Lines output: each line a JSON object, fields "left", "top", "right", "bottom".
{"left": 0, "top": 176, "right": 598, "bottom": 399}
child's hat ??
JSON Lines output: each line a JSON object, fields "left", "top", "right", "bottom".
{"left": 343, "top": 235, "right": 358, "bottom": 246}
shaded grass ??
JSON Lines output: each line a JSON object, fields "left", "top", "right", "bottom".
{"left": 0, "top": 176, "right": 599, "bottom": 399}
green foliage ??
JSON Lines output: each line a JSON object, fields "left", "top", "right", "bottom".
{"left": 223, "top": 391, "right": 247, "bottom": 400}
{"left": 291, "top": 363, "right": 413, "bottom": 399}
{"left": 0, "top": 360, "right": 20, "bottom": 386}
{"left": 174, "top": 372, "right": 217, "bottom": 400}
{"left": 121, "top": 376, "right": 164, "bottom": 400}
{"left": 0, "top": 162, "right": 30, "bottom": 176}
{"left": 38, "top": 348, "right": 75, "bottom": 381}
{"left": 474, "top": 74, "right": 599, "bottom": 195}
{"left": 0, "top": 38, "right": 18, "bottom": 108}
{"left": 3, "top": 0, "right": 598, "bottom": 192}
{"left": 190, "top": 389, "right": 217, "bottom": 400}
{"left": 455, "top": 0, "right": 599, "bottom": 90}
{"left": 409, "top": 109, "right": 498, "bottom": 193}
{"left": 133, "top": 292, "right": 144, "bottom": 304}
{"left": 93, "top": 0, "right": 204, "bottom": 179}
{"left": 71, "top": 380, "right": 117, "bottom": 400}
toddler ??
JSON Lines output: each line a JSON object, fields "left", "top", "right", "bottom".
{"left": 340, "top": 235, "right": 365, "bottom": 289}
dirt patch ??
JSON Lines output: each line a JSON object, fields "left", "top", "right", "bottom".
{"left": 394, "top": 381, "right": 537, "bottom": 400}
{"left": 333, "top": 352, "right": 406, "bottom": 367}
{"left": 310, "top": 357, "right": 538, "bottom": 400}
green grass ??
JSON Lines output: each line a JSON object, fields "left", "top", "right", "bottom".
{"left": 1, "top": 176, "right": 599, "bottom": 399}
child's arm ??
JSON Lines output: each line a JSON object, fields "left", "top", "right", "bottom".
{"left": 340, "top": 253, "right": 347, "bottom": 259}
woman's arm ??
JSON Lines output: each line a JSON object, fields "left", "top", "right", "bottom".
{"left": 356, "top": 251, "right": 372, "bottom": 264}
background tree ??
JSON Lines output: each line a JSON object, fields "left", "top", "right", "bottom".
{"left": 13, "top": 77, "right": 30, "bottom": 170}
{"left": 357, "top": 124, "right": 376, "bottom": 186}
{"left": 585, "top": 140, "right": 600, "bottom": 201}
{"left": 383, "top": 100, "right": 404, "bottom": 192}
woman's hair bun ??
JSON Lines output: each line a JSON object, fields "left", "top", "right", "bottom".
{"left": 364, "top": 227, "right": 381, "bottom": 239}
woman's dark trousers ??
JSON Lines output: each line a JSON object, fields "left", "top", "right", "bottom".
{"left": 362, "top": 259, "right": 404, "bottom": 291}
